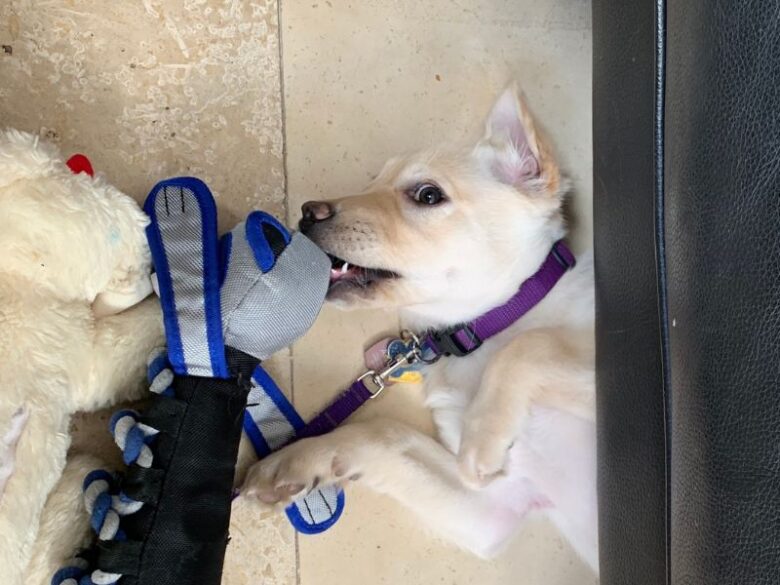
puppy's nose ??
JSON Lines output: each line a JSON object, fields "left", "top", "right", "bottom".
{"left": 299, "top": 200, "right": 334, "bottom": 233}
{"left": 302, "top": 200, "right": 334, "bottom": 221}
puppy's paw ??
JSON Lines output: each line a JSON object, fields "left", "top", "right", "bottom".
{"left": 457, "top": 429, "right": 514, "bottom": 489}
{"left": 242, "top": 438, "right": 357, "bottom": 509}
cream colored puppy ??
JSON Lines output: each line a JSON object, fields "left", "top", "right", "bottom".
{"left": 243, "top": 86, "right": 597, "bottom": 572}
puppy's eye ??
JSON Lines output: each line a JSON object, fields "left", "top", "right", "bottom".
{"left": 411, "top": 183, "right": 445, "bottom": 206}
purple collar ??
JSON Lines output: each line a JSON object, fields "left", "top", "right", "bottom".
{"left": 295, "top": 240, "right": 576, "bottom": 440}
{"left": 422, "top": 240, "right": 576, "bottom": 358}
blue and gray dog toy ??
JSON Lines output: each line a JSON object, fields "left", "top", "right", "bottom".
{"left": 53, "top": 178, "right": 343, "bottom": 585}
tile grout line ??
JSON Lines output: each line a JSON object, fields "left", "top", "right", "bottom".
{"left": 275, "top": 0, "right": 294, "bottom": 414}
{"left": 294, "top": 529, "right": 301, "bottom": 585}
{"left": 277, "top": 0, "right": 290, "bottom": 229}
{"left": 274, "top": 1, "right": 301, "bottom": 584}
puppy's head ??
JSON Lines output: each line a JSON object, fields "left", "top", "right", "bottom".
{"left": 301, "top": 85, "right": 568, "bottom": 326}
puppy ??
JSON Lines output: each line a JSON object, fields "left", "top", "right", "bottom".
{"left": 243, "top": 85, "right": 597, "bottom": 572}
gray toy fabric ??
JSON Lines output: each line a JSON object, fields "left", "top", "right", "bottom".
{"left": 221, "top": 221, "right": 330, "bottom": 361}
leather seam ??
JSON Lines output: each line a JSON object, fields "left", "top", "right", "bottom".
{"left": 654, "top": 1, "right": 672, "bottom": 583}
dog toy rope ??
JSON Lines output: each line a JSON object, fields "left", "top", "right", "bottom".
{"left": 50, "top": 551, "right": 95, "bottom": 585}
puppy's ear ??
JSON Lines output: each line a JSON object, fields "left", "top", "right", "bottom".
{"left": 475, "top": 84, "right": 561, "bottom": 197}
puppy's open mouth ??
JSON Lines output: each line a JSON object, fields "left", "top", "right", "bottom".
{"left": 327, "top": 253, "right": 399, "bottom": 290}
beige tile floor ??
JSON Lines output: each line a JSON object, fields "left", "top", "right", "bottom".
{"left": 1, "top": 1, "right": 594, "bottom": 583}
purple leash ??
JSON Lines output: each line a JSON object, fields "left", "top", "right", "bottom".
{"left": 294, "top": 240, "right": 576, "bottom": 440}
{"left": 296, "top": 381, "right": 374, "bottom": 439}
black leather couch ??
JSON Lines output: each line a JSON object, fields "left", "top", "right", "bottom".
{"left": 593, "top": 1, "right": 780, "bottom": 583}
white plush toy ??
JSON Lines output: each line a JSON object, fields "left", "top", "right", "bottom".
{"left": 0, "top": 129, "right": 164, "bottom": 584}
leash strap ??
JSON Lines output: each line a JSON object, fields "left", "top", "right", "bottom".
{"left": 296, "top": 381, "right": 375, "bottom": 439}
{"left": 294, "top": 241, "right": 576, "bottom": 439}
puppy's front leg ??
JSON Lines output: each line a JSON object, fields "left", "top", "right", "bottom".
{"left": 458, "top": 327, "right": 594, "bottom": 488}
{"left": 242, "top": 418, "right": 532, "bottom": 558}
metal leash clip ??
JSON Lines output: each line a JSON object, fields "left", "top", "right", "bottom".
{"left": 358, "top": 331, "right": 424, "bottom": 399}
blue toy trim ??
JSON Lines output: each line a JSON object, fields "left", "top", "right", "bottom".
{"left": 286, "top": 490, "right": 345, "bottom": 535}
{"left": 242, "top": 410, "right": 272, "bottom": 458}
{"left": 144, "top": 186, "right": 187, "bottom": 376}
{"left": 257, "top": 211, "right": 292, "bottom": 245}
{"left": 218, "top": 232, "right": 233, "bottom": 287}
{"left": 190, "top": 178, "right": 229, "bottom": 379}
{"left": 245, "top": 211, "right": 292, "bottom": 273}
{"left": 251, "top": 365, "right": 305, "bottom": 430}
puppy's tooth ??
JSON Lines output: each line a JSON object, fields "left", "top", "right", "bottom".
{"left": 341, "top": 262, "right": 350, "bottom": 274}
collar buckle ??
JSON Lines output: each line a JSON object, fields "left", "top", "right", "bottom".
{"left": 427, "top": 324, "right": 482, "bottom": 357}
{"left": 551, "top": 240, "right": 576, "bottom": 269}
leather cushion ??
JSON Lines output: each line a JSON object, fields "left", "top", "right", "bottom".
{"left": 593, "top": 1, "right": 669, "bottom": 582}
{"left": 665, "top": 1, "right": 780, "bottom": 582}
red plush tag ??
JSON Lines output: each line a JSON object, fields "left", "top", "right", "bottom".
{"left": 66, "top": 153, "right": 94, "bottom": 177}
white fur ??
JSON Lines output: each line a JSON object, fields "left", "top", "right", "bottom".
{"left": 0, "top": 407, "right": 29, "bottom": 496}
{"left": 0, "top": 129, "right": 164, "bottom": 584}
{"left": 243, "top": 86, "right": 598, "bottom": 573}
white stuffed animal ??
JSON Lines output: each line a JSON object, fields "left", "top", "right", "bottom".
{"left": 0, "top": 129, "right": 164, "bottom": 584}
